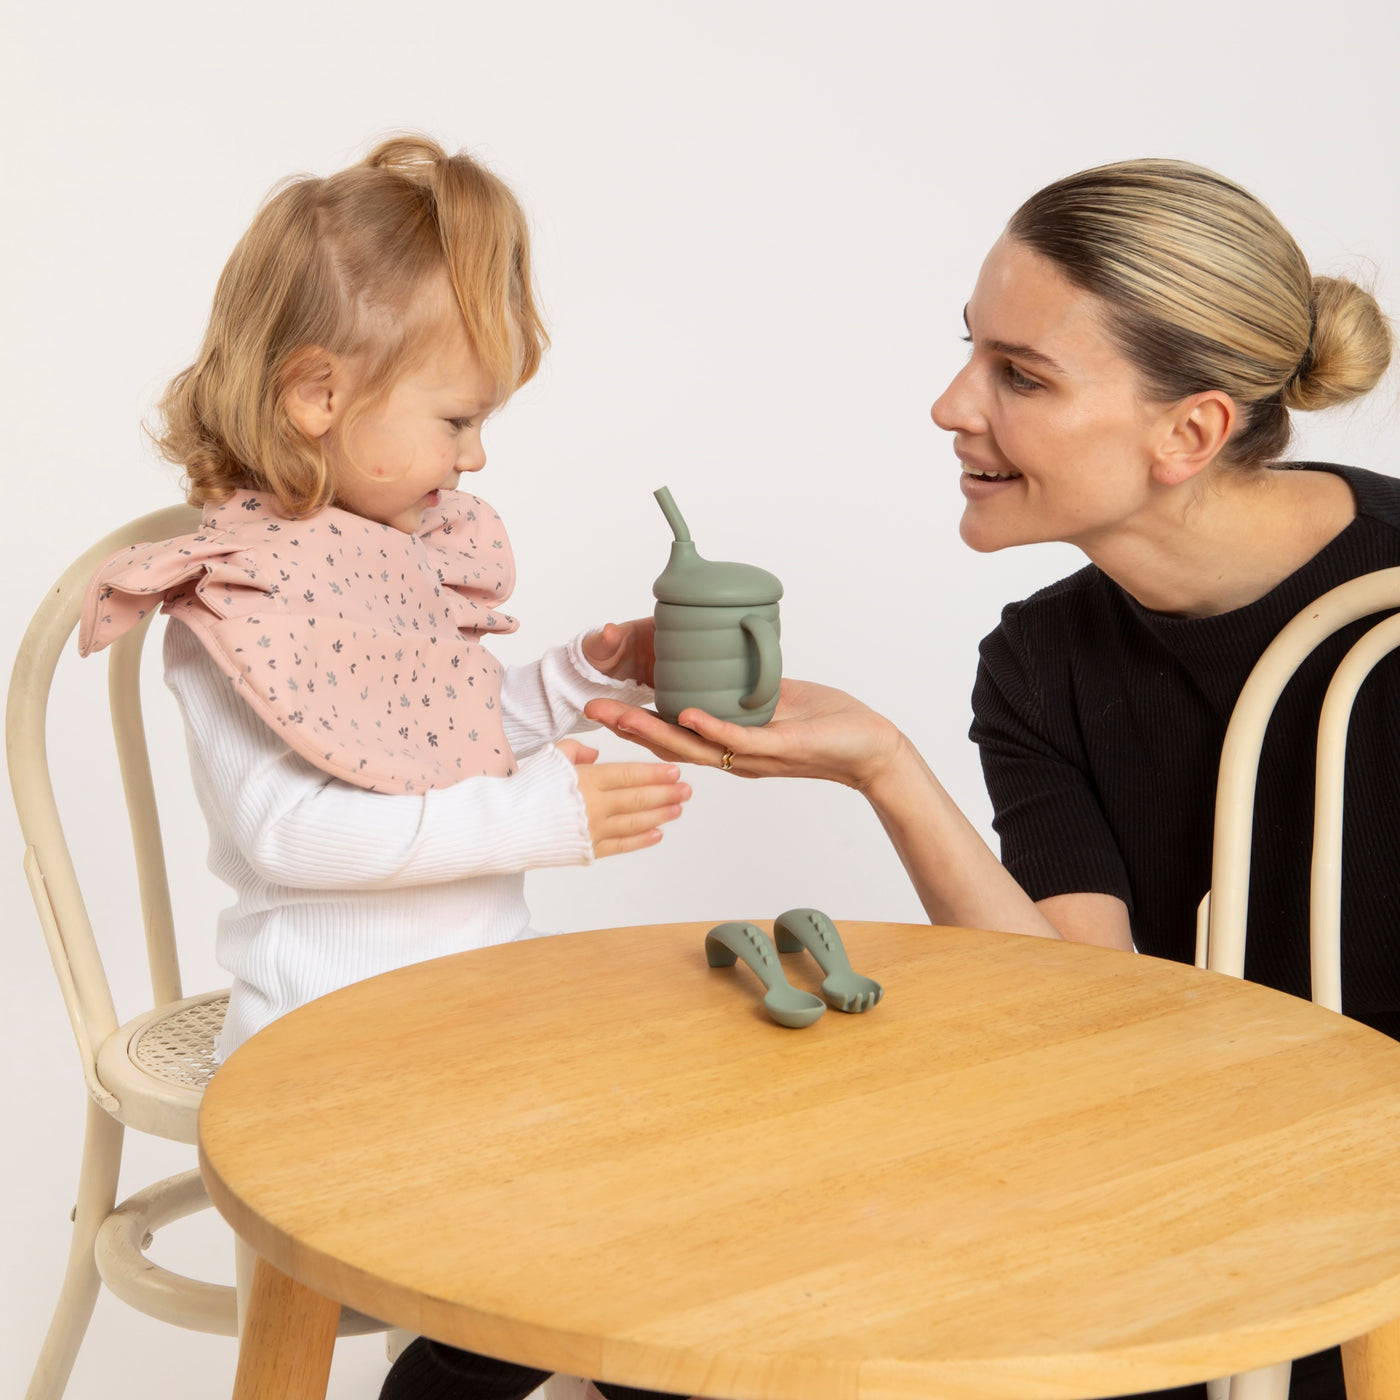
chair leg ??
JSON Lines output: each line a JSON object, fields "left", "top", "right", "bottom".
{"left": 385, "top": 1327, "right": 414, "bottom": 1363}
{"left": 541, "top": 1377, "right": 589, "bottom": 1400}
{"left": 234, "top": 1234, "right": 256, "bottom": 1337}
{"left": 1227, "top": 1360, "right": 1290, "bottom": 1398}
{"left": 24, "top": 1100, "right": 124, "bottom": 1400}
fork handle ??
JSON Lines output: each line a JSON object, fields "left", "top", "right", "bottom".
{"left": 773, "top": 908, "right": 855, "bottom": 976}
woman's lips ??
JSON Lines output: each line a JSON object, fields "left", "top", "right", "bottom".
{"left": 959, "top": 462, "right": 1023, "bottom": 498}
{"left": 959, "top": 458, "right": 1022, "bottom": 481}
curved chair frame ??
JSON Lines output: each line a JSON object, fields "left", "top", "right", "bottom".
{"left": 1195, "top": 565, "right": 1400, "bottom": 1400}
{"left": 8, "top": 506, "right": 385, "bottom": 1399}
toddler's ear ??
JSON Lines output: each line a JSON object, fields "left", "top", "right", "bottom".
{"left": 282, "top": 347, "right": 347, "bottom": 441}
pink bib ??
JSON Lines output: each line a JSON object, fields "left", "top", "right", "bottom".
{"left": 80, "top": 489, "right": 520, "bottom": 793}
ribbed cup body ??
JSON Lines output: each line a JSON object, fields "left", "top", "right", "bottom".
{"left": 653, "top": 602, "right": 781, "bottom": 725}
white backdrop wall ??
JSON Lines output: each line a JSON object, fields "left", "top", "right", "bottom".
{"left": 3, "top": 2, "right": 1397, "bottom": 1396}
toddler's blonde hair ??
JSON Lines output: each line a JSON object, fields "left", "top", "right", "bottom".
{"left": 1008, "top": 159, "right": 1392, "bottom": 467}
{"left": 157, "top": 135, "right": 548, "bottom": 516}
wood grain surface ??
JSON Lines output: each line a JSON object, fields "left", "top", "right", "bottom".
{"left": 198, "top": 922, "right": 1400, "bottom": 1400}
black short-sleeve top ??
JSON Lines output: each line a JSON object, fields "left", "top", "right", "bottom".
{"left": 970, "top": 463, "right": 1400, "bottom": 1037}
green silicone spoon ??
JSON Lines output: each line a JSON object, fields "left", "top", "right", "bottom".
{"left": 773, "top": 908, "right": 884, "bottom": 1014}
{"left": 704, "top": 922, "right": 826, "bottom": 1028}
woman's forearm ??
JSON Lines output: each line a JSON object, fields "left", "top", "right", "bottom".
{"left": 860, "top": 733, "right": 1063, "bottom": 939}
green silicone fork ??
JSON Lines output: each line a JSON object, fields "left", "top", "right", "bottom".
{"left": 773, "top": 908, "right": 884, "bottom": 1013}
{"left": 705, "top": 922, "right": 826, "bottom": 1028}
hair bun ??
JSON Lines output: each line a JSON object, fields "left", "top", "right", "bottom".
{"left": 361, "top": 135, "right": 447, "bottom": 182}
{"left": 1282, "top": 275, "right": 1393, "bottom": 412}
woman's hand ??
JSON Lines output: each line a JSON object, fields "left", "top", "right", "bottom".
{"left": 581, "top": 618, "right": 656, "bottom": 687}
{"left": 556, "top": 739, "right": 690, "bottom": 857}
{"left": 585, "top": 678, "right": 904, "bottom": 791}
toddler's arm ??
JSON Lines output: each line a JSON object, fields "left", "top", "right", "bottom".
{"left": 166, "top": 621, "right": 594, "bottom": 890}
{"left": 503, "top": 629, "right": 652, "bottom": 758}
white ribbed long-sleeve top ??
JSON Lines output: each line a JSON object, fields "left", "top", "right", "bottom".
{"left": 163, "top": 619, "right": 651, "bottom": 1057}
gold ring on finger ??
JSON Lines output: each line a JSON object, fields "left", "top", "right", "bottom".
{"left": 720, "top": 749, "right": 735, "bottom": 771}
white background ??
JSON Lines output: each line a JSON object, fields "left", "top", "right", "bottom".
{"left": 2, "top": 2, "right": 1397, "bottom": 1396}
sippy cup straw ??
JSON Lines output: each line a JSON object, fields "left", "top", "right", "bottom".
{"left": 654, "top": 486, "right": 691, "bottom": 543}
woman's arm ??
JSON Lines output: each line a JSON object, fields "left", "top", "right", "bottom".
{"left": 586, "top": 680, "right": 1133, "bottom": 950}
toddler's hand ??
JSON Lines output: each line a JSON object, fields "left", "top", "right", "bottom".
{"left": 581, "top": 618, "right": 656, "bottom": 687}
{"left": 556, "top": 738, "right": 689, "bottom": 857}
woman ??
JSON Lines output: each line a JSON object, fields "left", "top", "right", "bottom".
{"left": 587, "top": 159, "right": 1396, "bottom": 1400}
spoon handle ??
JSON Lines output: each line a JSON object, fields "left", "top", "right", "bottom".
{"left": 705, "top": 921, "right": 788, "bottom": 989}
{"left": 705, "top": 921, "right": 825, "bottom": 1028}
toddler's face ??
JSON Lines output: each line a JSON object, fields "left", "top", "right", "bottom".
{"left": 328, "top": 320, "right": 498, "bottom": 534}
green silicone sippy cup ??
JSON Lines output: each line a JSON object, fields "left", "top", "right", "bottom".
{"left": 651, "top": 487, "right": 783, "bottom": 726}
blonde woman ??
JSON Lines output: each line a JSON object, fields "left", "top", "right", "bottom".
{"left": 589, "top": 160, "right": 1395, "bottom": 1400}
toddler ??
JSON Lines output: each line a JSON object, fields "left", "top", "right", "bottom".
{"left": 79, "top": 135, "right": 690, "bottom": 1400}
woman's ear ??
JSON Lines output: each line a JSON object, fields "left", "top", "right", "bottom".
{"left": 282, "top": 348, "right": 348, "bottom": 442}
{"left": 1152, "top": 391, "right": 1237, "bottom": 487}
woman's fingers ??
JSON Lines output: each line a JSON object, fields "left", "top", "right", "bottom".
{"left": 584, "top": 699, "right": 724, "bottom": 765}
{"left": 676, "top": 706, "right": 781, "bottom": 756}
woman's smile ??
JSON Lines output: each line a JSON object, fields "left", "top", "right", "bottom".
{"left": 957, "top": 444, "right": 1024, "bottom": 495}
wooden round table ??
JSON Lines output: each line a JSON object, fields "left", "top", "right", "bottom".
{"left": 199, "top": 922, "right": 1400, "bottom": 1399}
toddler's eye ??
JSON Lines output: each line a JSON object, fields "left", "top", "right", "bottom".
{"left": 447, "top": 417, "right": 475, "bottom": 432}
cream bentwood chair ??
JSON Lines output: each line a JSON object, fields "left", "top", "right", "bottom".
{"left": 1194, "top": 565, "right": 1400, "bottom": 1400}
{"left": 7, "top": 506, "right": 390, "bottom": 1398}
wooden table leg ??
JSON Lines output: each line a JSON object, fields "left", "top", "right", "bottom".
{"left": 1342, "top": 1318, "right": 1400, "bottom": 1400}
{"left": 232, "top": 1254, "right": 340, "bottom": 1400}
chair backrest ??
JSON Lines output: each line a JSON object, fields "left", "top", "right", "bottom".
{"left": 7, "top": 505, "right": 200, "bottom": 1108}
{"left": 1203, "top": 566, "right": 1400, "bottom": 1010}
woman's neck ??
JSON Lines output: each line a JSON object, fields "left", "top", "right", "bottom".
{"left": 1076, "top": 466, "right": 1357, "bottom": 618}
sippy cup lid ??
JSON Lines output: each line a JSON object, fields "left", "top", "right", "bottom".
{"left": 651, "top": 487, "right": 784, "bottom": 606}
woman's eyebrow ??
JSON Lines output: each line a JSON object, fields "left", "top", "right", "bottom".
{"left": 962, "top": 305, "right": 1067, "bottom": 375}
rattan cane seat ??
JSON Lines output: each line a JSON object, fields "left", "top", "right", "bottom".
{"left": 96, "top": 991, "right": 230, "bottom": 1144}
{"left": 128, "top": 993, "right": 226, "bottom": 1090}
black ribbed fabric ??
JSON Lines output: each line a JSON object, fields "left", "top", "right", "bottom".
{"left": 971, "top": 463, "right": 1400, "bottom": 1400}
{"left": 972, "top": 462, "right": 1400, "bottom": 1032}
{"left": 378, "top": 1338, "right": 682, "bottom": 1400}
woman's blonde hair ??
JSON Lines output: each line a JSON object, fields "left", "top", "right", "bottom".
{"left": 1008, "top": 159, "right": 1392, "bottom": 467}
{"left": 157, "top": 135, "right": 548, "bottom": 515}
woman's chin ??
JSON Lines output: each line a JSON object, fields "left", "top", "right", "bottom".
{"left": 959, "top": 511, "right": 1016, "bottom": 554}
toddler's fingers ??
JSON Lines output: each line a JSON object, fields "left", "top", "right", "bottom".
{"left": 594, "top": 827, "right": 666, "bottom": 859}
{"left": 594, "top": 786, "right": 690, "bottom": 830}
{"left": 590, "top": 761, "right": 683, "bottom": 791}
{"left": 599, "top": 799, "right": 685, "bottom": 841}
{"left": 557, "top": 739, "right": 600, "bottom": 766}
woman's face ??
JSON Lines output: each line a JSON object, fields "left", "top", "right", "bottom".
{"left": 932, "top": 236, "right": 1172, "bottom": 554}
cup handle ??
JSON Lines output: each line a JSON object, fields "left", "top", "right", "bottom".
{"left": 739, "top": 616, "right": 781, "bottom": 710}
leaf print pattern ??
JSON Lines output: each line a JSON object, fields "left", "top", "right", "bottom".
{"left": 78, "top": 488, "right": 519, "bottom": 792}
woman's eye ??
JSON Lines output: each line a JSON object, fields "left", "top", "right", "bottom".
{"left": 1003, "top": 364, "right": 1041, "bottom": 392}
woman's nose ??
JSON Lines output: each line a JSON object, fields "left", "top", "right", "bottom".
{"left": 931, "top": 361, "right": 982, "bottom": 434}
